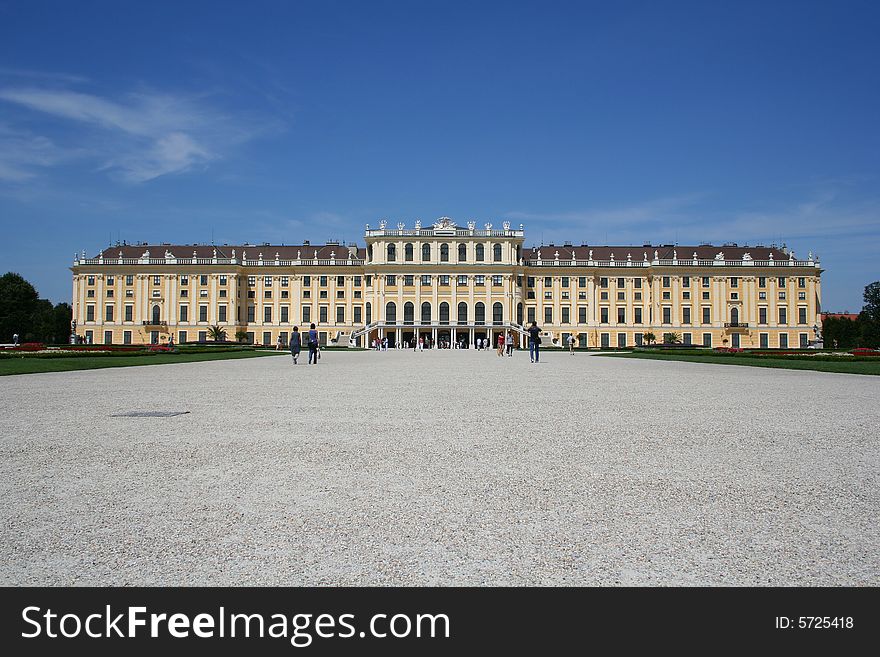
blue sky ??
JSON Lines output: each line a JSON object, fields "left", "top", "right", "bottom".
{"left": 1, "top": 0, "right": 878, "bottom": 310}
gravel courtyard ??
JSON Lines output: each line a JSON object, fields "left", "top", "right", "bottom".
{"left": 1, "top": 349, "right": 877, "bottom": 586}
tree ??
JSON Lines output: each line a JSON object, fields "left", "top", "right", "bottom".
{"left": 643, "top": 332, "right": 656, "bottom": 345}
{"left": 0, "top": 272, "right": 40, "bottom": 341}
{"left": 663, "top": 331, "right": 681, "bottom": 344}
{"left": 207, "top": 325, "right": 226, "bottom": 341}
{"left": 234, "top": 330, "right": 248, "bottom": 343}
{"left": 863, "top": 281, "right": 880, "bottom": 322}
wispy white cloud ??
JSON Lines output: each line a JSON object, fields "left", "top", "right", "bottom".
{"left": 0, "top": 122, "right": 82, "bottom": 182}
{"left": 0, "top": 81, "right": 277, "bottom": 182}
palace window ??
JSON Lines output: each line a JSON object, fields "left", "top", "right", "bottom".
{"left": 798, "top": 277, "right": 806, "bottom": 288}
{"left": 600, "top": 307, "right": 609, "bottom": 323}
{"left": 386, "top": 302, "right": 396, "bottom": 324}
{"left": 476, "top": 244, "right": 485, "bottom": 261}
{"left": 492, "top": 275, "right": 503, "bottom": 286}
{"left": 600, "top": 277, "right": 608, "bottom": 288}
{"left": 457, "top": 275, "right": 468, "bottom": 286}
{"left": 153, "top": 276, "right": 161, "bottom": 285}
{"left": 440, "top": 275, "right": 450, "bottom": 286}
{"left": 759, "top": 307, "right": 767, "bottom": 324}
{"left": 202, "top": 290, "right": 210, "bottom": 298}
{"left": 702, "top": 277, "right": 710, "bottom": 288}
{"left": 578, "top": 307, "right": 587, "bottom": 323}
{"left": 702, "top": 292, "right": 710, "bottom": 300}
{"left": 264, "top": 291, "right": 272, "bottom": 299}
{"left": 798, "top": 307, "right": 807, "bottom": 324}
{"left": 562, "top": 277, "right": 570, "bottom": 288}
{"left": 634, "top": 308, "right": 642, "bottom": 324}
{"left": 387, "top": 244, "right": 396, "bottom": 262}
{"left": 682, "top": 276, "right": 690, "bottom": 288}
{"left": 475, "top": 275, "right": 485, "bottom": 286}
{"left": 493, "top": 243, "right": 502, "bottom": 261}
{"left": 422, "top": 244, "right": 431, "bottom": 261}
{"left": 578, "top": 291, "right": 586, "bottom": 300}
{"left": 544, "top": 277, "right": 552, "bottom": 287}
{"left": 336, "top": 290, "right": 344, "bottom": 299}
{"left": 105, "top": 306, "right": 114, "bottom": 322}
{"left": 730, "top": 292, "right": 739, "bottom": 300}
{"left": 440, "top": 302, "right": 450, "bottom": 324}
{"left": 386, "top": 275, "right": 396, "bottom": 286}
{"left": 527, "top": 307, "right": 536, "bottom": 324}
{"left": 319, "top": 276, "right": 327, "bottom": 287}
{"left": 703, "top": 333, "right": 712, "bottom": 347}
{"left": 421, "top": 275, "right": 431, "bottom": 286}
{"left": 106, "top": 276, "right": 114, "bottom": 286}
{"left": 302, "top": 306, "right": 310, "bottom": 323}
{"left": 618, "top": 292, "right": 625, "bottom": 301}
{"left": 798, "top": 292, "right": 806, "bottom": 300}
{"left": 663, "top": 276, "right": 670, "bottom": 287}
{"left": 634, "top": 278, "right": 642, "bottom": 289}
{"left": 457, "top": 302, "right": 468, "bottom": 324}
{"left": 682, "top": 307, "right": 691, "bottom": 324}
{"left": 201, "top": 306, "right": 209, "bottom": 322}
{"left": 527, "top": 290, "right": 535, "bottom": 299}
{"left": 337, "top": 306, "right": 345, "bottom": 323}
{"left": 125, "top": 305, "right": 133, "bottom": 322}
{"left": 778, "top": 277, "right": 786, "bottom": 287}
{"left": 561, "top": 291, "right": 569, "bottom": 299}
{"left": 404, "top": 275, "right": 414, "bottom": 286}
{"left": 354, "top": 276, "right": 361, "bottom": 287}
{"left": 220, "top": 305, "right": 228, "bottom": 322}
{"left": 730, "top": 277, "right": 739, "bottom": 288}
{"left": 319, "top": 306, "right": 328, "bottom": 323}
{"left": 662, "top": 291, "right": 670, "bottom": 300}
{"left": 337, "top": 276, "right": 344, "bottom": 286}
{"left": 405, "top": 244, "right": 414, "bottom": 261}
{"left": 475, "top": 302, "right": 486, "bottom": 324}
{"left": 248, "top": 276, "right": 256, "bottom": 286}
{"left": 634, "top": 292, "right": 641, "bottom": 301}
{"left": 126, "top": 275, "right": 133, "bottom": 286}
{"left": 544, "top": 306, "right": 552, "bottom": 324}
{"left": 354, "top": 306, "right": 362, "bottom": 323}
{"left": 682, "top": 291, "right": 690, "bottom": 300}
{"left": 202, "top": 275, "right": 210, "bottom": 286}
{"left": 220, "top": 275, "right": 228, "bottom": 285}
{"left": 126, "top": 290, "right": 134, "bottom": 298}
{"left": 365, "top": 275, "right": 371, "bottom": 286}
{"left": 759, "top": 277, "right": 766, "bottom": 288}
{"left": 458, "top": 243, "right": 467, "bottom": 261}
{"left": 365, "top": 303, "right": 371, "bottom": 324}
{"left": 302, "top": 275, "right": 311, "bottom": 286}
{"left": 600, "top": 291, "right": 608, "bottom": 300}
{"left": 106, "top": 289, "right": 114, "bottom": 298}
{"left": 544, "top": 291, "right": 552, "bottom": 299}
{"left": 440, "top": 243, "right": 449, "bottom": 262}
{"left": 617, "top": 277, "right": 625, "bottom": 288}
{"left": 86, "top": 305, "right": 95, "bottom": 321}
{"left": 301, "top": 290, "right": 309, "bottom": 299}
{"left": 527, "top": 277, "right": 535, "bottom": 287}
{"left": 779, "top": 333, "right": 788, "bottom": 349}
{"left": 662, "top": 307, "right": 671, "bottom": 324}
{"left": 702, "top": 307, "right": 711, "bottom": 324}
{"left": 319, "top": 291, "right": 327, "bottom": 299}
{"left": 617, "top": 308, "right": 625, "bottom": 324}
{"left": 579, "top": 276, "right": 587, "bottom": 287}
{"left": 778, "top": 292, "right": 786, "bottom": 300}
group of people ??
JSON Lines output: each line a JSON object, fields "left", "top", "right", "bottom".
{"left": 288, "top": 324, "right": 321, "bottom": 364}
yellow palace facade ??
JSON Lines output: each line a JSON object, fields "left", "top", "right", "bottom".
{"left": 70, "top": 218, "right": 823, "bottom": 349}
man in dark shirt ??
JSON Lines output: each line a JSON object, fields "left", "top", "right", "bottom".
{"left": 308, "top": 323, "right": 319, "bottom": 364}
{"left": 290, "top": 326, "right": 302, "bottom": 364}
{"left": 528, "top": 322, "right": 541, "bottom": 363}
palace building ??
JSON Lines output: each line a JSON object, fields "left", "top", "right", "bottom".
{"left": 70, "top": 217, "right": 823, "bottom": 349}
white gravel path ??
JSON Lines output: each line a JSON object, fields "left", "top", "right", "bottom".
{"left": 1, "top": 349, "right": 877, "bottom": 586}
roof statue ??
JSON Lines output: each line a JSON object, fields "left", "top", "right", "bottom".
{"left": 589, "top": 249, "right": 593, "bottom": 260}
{"left": 378, "top": 219, "right": 387, "bottom": 229}
{"left": 502, "top": 220, "right": 510, "bottom": 230}
{"left": 467, "top": 220, "right": 476, "bottom": 230}
{"left": 484, "top": 222, "right": 492, "bottom": 230}
{"left": 644, "top": 251, "right": 648, "bottom": 262}
{"left": 673, "top": 249, "right": 677, "bottom": 260}
{"left": 434, "top": 217, "right": 456, "bottom": 229}
{"left": 414, "top": 219, "right": 421, "bottom": 229}
{"left": 768, "top": 252, "right": 774, "bottom": 261}
{"left": 654, "top": 250, "right": 658, "bottom": 260}
{"left": 715, "top": 252, "right": 724, "bottom": 260}
{"left": 397, "top": 222, "right": 405, "bottom": 230}
{"left": 789, "top": 250, "right": 795, "bottom": 261}
{"left": 742, "top": 252, "right": 752, "bottom": 261}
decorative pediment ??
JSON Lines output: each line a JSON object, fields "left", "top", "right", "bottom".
{"left": 433, "top": 217, "right": 457, "bottom": 229}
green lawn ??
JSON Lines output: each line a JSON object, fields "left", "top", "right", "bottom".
{"left": 597, "top": 351, "right": 880, "bottom": 375}
{"left": 0, "top": 349, "right": 286, "bottom": 376}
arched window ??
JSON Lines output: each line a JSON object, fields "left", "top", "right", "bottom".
{"left": 493, "top": 243, "right": 502, "bottom": 262}
{"left": 515, "top": 245, "right": 521, "bottom": 262}
{"left": 440, "top": 243, "right": 449, "bottom": 262}
{"left": 731, "top": 307, "right": 739, "bottom": 325}
{"left": 421, "top": 301, "right": 431, "bottom": 324}
{"left": 457, "top": 302, "right": 468, "bottom": 324}
{"left": 152, "top": 305, "right": 161, "bottom": 324}
{"left": 493, "top": 302, "right": 503, "bottom": 324}
{"left": 422, "top": 243, "right": 431, "bottom": 261}
{"left": 439, "top": 302, "right": 449, "bottom": 324}
{"left": 367, "top": 245, "right": 373, "bottom": 261}
{"left": 517, "top": 302, "right": 523, "bottom": 325}
{"left": 404, "top": 243, "right": 414, "bottom": 261}
{"left": 458, "top": 243, "right": 467, "bottom": 261}
{"left": 386, "top": 302, "right": 396, "bottom": 324}
{"left": 365, "top": 302, "right": 372, "bottom": 324}
{"left": 475, "top": 244, "right": 485, "bottom": 261}
{"left": 387, "top": 244, "right": 396, "bottom": 262}
{"left": 404, "top": 302, "right": 414, "bottom": 324}
{"left": 475, "top": 302, "right": 485, "bottom": 325}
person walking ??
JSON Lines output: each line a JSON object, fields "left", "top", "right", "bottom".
{"left": 528, "top": 321, "right": 541, "bottom": 363}
{"left": 276, "top": 335, "right": 283, "bottom": 351}
{"left": 506, "top": 330, "right": 514, "bottom": 357}
{"left": 418, "top": 336, "right": 424, "bottom": 351}
{"left": 568, "top": 333, "right": 576, "bottom": 354}
{"left": 307, "top": 323, "right": 319, "bottom": 364}
{"left": 497, "top": 332, "right": 504, "bottom": 357}
{"left": 290, "top": 326, "right": 301, "bottom": 364}
{"left": 12, "top": 332, "right": 19, "bottom": 347}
